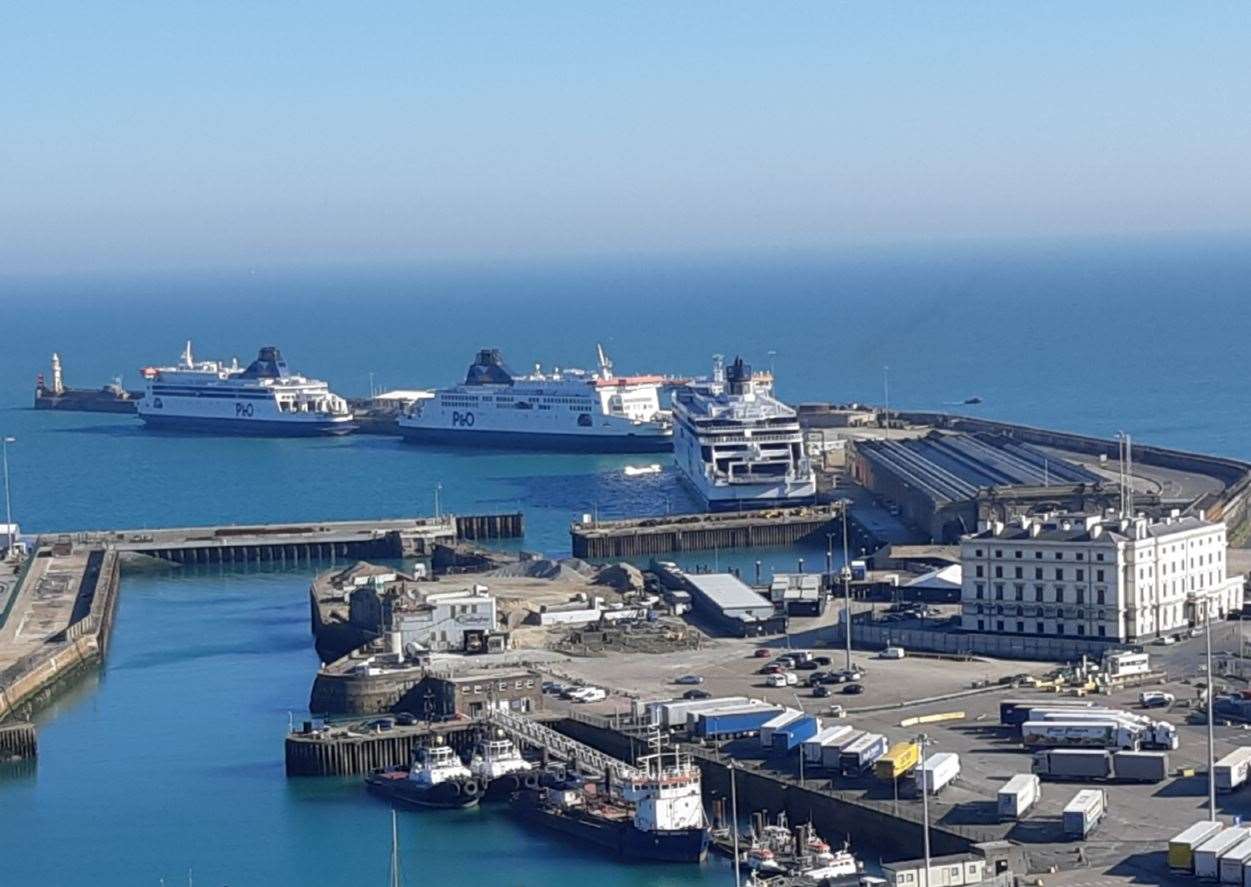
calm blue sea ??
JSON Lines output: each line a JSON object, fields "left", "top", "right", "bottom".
{"left": 1, "top": 237, "right": 1249, "bottom": 885}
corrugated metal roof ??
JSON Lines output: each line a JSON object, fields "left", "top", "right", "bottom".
{"left": 686, "top": 573, "right": 771, "bottom": 611}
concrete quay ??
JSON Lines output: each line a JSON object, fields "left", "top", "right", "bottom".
{"left": 570, "top": 504, "right": 847, "bottom": 559}
{"left": 103, "top": 513, "right": 522, "bottom": 564}
{"left": 0, "top": 544, "right": 120, "bottom": 723}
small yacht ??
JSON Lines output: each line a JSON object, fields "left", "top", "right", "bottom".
{"left": 137, "top": 342, "right": 354, "bottom": 435}
{"left": 365, "top": 742, "right": 481, "bottom": 809}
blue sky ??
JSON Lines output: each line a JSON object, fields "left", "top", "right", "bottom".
{"left": 2, "top": 2, "right": 1249, "bottom": 273}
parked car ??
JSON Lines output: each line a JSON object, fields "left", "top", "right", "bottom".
{"left": 541, "top": 681, "right": 563, "bottom": 694}
{"left": 754, "top": 648, "right": 773, "bottom": 658}
{"left": 674, "top": 674, "right": 704, "bottom": 685}
{"left": 1140, "top": 690, "right": 1175, "bottom": 708}
{"left": 879, "top": 647, "right": 906, "bottom": 660}
{"left": 812, "top": 685, "right": 832, "bottom": 698}
{"left": 760, "top": 664, "right": 784, "bottom": 675}
{"left": 825, "top": 704, "right": 846, "bottom": 718}
{"left": 775, "top": 657, "right": 796, "bottom": 669}
{"left": 795, "top": 660, "right": 819, "bottom": 671}
{"left": 813, "top": 655, "right": 832, "bottom": 666}
{"left": 842, "top": 683, "right": 864, "bottom": 695}
{"left": 683, "top": 688, "right": 712, "bottom": 700}
{"left": 561, "top": 685, "right": 588, "bottom": 699}
{"left": 765, "top": 673, "right": 789, "bottom": 688}
{"left": 840, "top": 669, "right": 863, "bottom": 682}
{"left": 395, "top": 712, "right": 418, "bottom": 726}
{"left": 783, "top": 671, "right": 799, "bottom": 686}
{"left": 367, "top": 717, "right": 395, "bottom": 732}
{"left": 570, "top": 687, "right": 606, "bottom": 703}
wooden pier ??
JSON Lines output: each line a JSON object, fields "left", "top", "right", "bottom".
{"left": 570, "top": 504, "right": 845, "bottom": 559}
{"left": 284, "top": 712, "right": 565, "bottom": 777}
{"left": 0, "top": 722, "right": 36, "bottom": 760}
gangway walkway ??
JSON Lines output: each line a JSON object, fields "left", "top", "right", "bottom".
{"left": 486, "top": 708, "right": 644, "bottom": 782}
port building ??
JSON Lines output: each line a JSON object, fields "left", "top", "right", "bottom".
{"left": 959, "top": 510, "right": 1243, "bottom": 642}
{"left": 683, "top": 572, "right": 787, "bottom": 636}
{"left": 850, "top": 432, "right": 1107, "bottom": 542}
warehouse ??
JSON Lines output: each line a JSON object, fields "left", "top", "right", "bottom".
{"left": 851, "top": 431, "right": 1110, "bottom": 542}
{"left": 683, "top": 572, "right": 787, "bottom": 637}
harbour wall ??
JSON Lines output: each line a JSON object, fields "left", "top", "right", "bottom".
{"left": 570, "top": 506, "right": 847, "bottom": 559}
{"left": 0, "top": 549, "right": 121, "bottom": 723}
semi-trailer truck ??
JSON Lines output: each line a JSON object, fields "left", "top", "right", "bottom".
{"left": 997, "top": 774, "right": 1040, "bottom": 820}
{"left": 1021, "top": 720, "right": 1140, "bottom": 751}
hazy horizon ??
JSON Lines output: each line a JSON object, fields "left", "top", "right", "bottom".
{"left": 3, "top": 2, "right": 1250, "bottom": 275}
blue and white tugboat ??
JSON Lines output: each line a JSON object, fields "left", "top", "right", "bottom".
{"left": 137, "top": 342, "right": 354, "bottom": 435}
{"left": 365, "top": 740, "right": 482, "bottom": 809}
{"left": 398, "top": 345, "right": 672, "bottom": 452}
{"left": 512, "top": 741, "right": 709, "bottom": 862}
{"left": 468, "top": 732, "right": 538, "bottom": 800}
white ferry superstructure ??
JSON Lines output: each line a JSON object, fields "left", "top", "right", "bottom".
{"left": 671, "top": 355, "right": 816, "bottom": 510}
{"left": 136, "top": 342, "right": 354, "bottom": 436}
{"left": 398, "top": 345, "right": 672, "bottom": 452}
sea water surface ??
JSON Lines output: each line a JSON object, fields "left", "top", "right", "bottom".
{"left": 2, "top": 238, "right": 1250, "bottom": 885}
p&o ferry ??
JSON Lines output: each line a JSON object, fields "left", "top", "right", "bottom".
{"left": 398, "top": 346, "right": 672, "bottom": 452}
{"left": 137, "top": 342, "right": 354, "bottom": 436}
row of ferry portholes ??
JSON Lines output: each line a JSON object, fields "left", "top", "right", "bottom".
{"left": 449, "top": 410, "right": 594, "bottom": 427}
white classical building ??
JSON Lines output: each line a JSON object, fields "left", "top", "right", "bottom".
{"left": 960, "top": 510, "right": 1243, "bottom": 642}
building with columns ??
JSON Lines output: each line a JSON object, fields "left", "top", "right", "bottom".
{"left": 960, "top": 510, "right": 1242, "bottom": 642}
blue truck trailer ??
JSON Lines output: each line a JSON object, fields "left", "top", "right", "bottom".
{"left": 772, "top": 714, "right": 821, "bottom": 753}
{"left": 693, "top": 705, "right": 785, "bottom": 740}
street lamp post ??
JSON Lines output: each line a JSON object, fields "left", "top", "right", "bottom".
{"left": 840, "top": 503, "right": 853, "bottom": 672}
{"left": 1206, "top": 598, "right": 1217, "bottom": 820}
{"left": 917, "top": 732, "right": 932, "bottom": 887}
{"left": 1, "top": 437, "right": 14, "bottom": 557}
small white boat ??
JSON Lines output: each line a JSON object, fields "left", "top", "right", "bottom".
{"left": 623, "top": 463, "right": 662, "bottom": 477}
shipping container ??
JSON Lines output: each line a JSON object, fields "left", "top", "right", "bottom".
{"left": 1061, "top": 789, "right": 1106, "bottom": 839}
{"left": 1169, "top": 821, "right": 1224, "bottom": 872}
{"left": 693, "top": 705, "right": 785, "bottom": 739}
{"left": 803, "top": 725, "right": 855, "bottom": 765}
{"left": 772, "top": 714, "right": 820, "bottom": 752}
{"left": 1217, "top": 836, "right": 1251, "bottom": 883}
{"left": 652, "top": 696, "right": 753, "bottom": 730}
{"left": 874, "top": 741, "right": 921, "bottom": 781}
{"left": 997, "top": 773, "right": 1040, "bottom": 820}
{"left": 1032, "top": 748, "right": 1113, "bottom": 780}
{"left": 1196, "top": 828, "right": 1249, "bottom": 880}
{"left": 759, "top": 709, "right": 804, "bottom": 748}
{"left": 1216, "top": 747, "right": 1251, "bottom": 793}
{"left": 1021, "top": 720, "right": 1139, "bottom": 750}
{"left": 820, "top": 729, "right": 866, "bottom": 770}
{"left": 916, "top": 752, "right": 960, "bottom": 795}
{"left": 1111, "top": 750, "right": 1169, "bottom": 783}
{"left": 1000, "top": 698, "right": 1095, "bottom": 727}
{"left": 840, "top": 732, "right": 888, "bottom": 775}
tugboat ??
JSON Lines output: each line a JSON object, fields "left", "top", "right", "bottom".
{"left": 468, "top": 731, "right": 538, "bottom": 800}
{"left": 365, "top": 739, "right": 482, "bottom": 809}
{"left": 512, "top": 740, "right": 709, "bottom": 863}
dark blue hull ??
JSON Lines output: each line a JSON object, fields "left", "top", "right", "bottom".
{"left": 515, "top": 797, "right": 708, "bottom": 862}
{"left": 399, "top": 425, "right": 673, "bottom": 453}
{"left": 138, "top": 414, "right": 356, "bottom": 437}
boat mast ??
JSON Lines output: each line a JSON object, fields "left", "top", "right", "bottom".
{"left": 389, "top": 809, "right": 402, "bottom": 887}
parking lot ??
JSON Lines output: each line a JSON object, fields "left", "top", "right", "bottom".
{"left": 541, "top": 621, "right": 1251, "bottom": 884}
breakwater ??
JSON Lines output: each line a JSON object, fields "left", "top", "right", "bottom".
{"left": 570, "top": 505, "right": 846, "bottom": 559}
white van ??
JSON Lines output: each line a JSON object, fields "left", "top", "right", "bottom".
{"left": 570, "top": 687, "right": 606, "bottom": 703}
{"left": 766, "top": 673, "right": 788, "bottom": 688}
{"left": 880, "top": 646, "right": 906, "bottom": 660}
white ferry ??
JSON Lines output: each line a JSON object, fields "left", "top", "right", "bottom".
{"left": 671, "top": 355, "right": 816, "bottom": 510}
{"left": 137, "top": 342, "right": 354, "bottom": 436}
{"left": 398, "top": 346, "right": 671, "bottom": 452}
